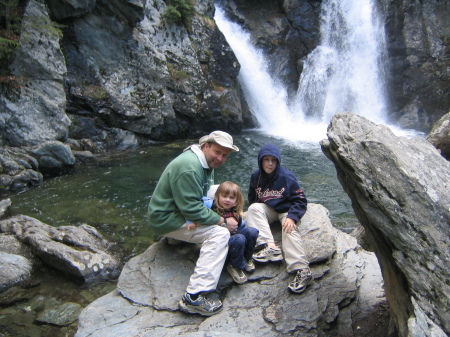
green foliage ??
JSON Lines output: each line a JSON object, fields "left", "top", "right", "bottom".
{"left": 0, "top": 36, "right": 17, "bottom": 57}
{"left": 163, "top": 0, "right": 195, "bottom": 25}
{"left": 0, "top": 0, "right": 23, "bottom": 75}
{"left": 83, "top": 84, "right": 109, "bottom": 100}
{"left": 24, "top": 15, "right": 65, "bottom": 41}
{"left": 167, "top": 63, "right": 189, "bottom": 81}
{"left": 165, "top": 6, "right": 182, "bottom": 23}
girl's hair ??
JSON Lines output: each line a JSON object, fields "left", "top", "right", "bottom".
{"left": 214, "top": 181, "right": 244, "bottom": 219}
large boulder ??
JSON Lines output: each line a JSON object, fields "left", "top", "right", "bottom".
{"left": 75, "top": 203, "right": 389, "bottom": 337}
{"left": 320, "top": 112, "right": 450, "bottom": 337}
{"left": 0, "top": 215, "right": 121, "bottom": 283}
{"left": 31, "top": 140, "right": 76, "bottom": 176}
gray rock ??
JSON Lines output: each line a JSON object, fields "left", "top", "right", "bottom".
{"left": 0, "top": 251, "right": 33, "bottom": 292}
{"left": 0, "top": 198, "right": 11, "bottom": 218}
{"left": 31, "top": 141, "right": 76, "bottom": 175}
{"left": 76, "top": 203, "right": 388, "bottom": 337}
{"left": 384, "top": 0, "right": 450, "bottom": 128}
{"left": 1, "top": 0, "right": 70, "bottom": 147}
{"left": 0, "top": 232, "right": 36, "bottom": 262}
{"left": 46, "top": 0, "right": 96, "bottom": 21}
{"left": 427, "top": 112, "right": 450, "bottom": 160}
{"left": 36, "top": 302, "right": 83, "bottom": 326}
{"left": 0, "top": 215, "right": 121, "bottom": 283}
{"left": 0, "top": 148, "right": 43, "bottom": 194}
{"left": 320, "top": 112, "right": 450, "bottom": 337}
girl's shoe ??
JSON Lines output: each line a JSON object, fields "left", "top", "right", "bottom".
{"left": 245, "top": 259, "right": 255, "bottom": 272}
{"left": 227, "top": 264, "right": 248, "bottom": 284}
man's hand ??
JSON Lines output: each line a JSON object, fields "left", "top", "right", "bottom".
{"left": 186, "top": 223, "right": 197, "bottom": 230}
{"left": 226, "top": 217, "right": 239, "bottom": 234}
{"left": 282, "top": 218, "right": 297, "bottom": 233}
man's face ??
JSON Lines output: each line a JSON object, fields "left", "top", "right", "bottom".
{"left": 202, "top": 143, "right": 232, "bottom": 169}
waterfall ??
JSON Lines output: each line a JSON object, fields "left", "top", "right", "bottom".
{"left": 214, "top": 0, "right": 390, "bottom": 143}
{"left": 295, "top": 0, "right": 388, "bottom": 125}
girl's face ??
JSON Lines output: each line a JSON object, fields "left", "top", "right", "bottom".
{"left": 218, "top": 193, "right": 237, "bottom": 210}
{"left": 262, "top": 155, "right": 278, "bottom": 175}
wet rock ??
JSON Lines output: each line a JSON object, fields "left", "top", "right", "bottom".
{"left": 0, "top": 251, "right": 33, "bottom": 292}
{"left": 36, "top": 302, "right": 83, "bottom": 326}
{"left": 0, "top": 215, "right": 121, "bottom": 284}
{"left": 0, "top": 199, "right": 11, "bottom": 218}
{"left": 0, "top": 149, "right": 43, "bottom": 194}
{"left": 427, "top": 112, "right": 450, "bottom": 160}
{"left": 31, "top": 141, "right": 76, "bottom": 176}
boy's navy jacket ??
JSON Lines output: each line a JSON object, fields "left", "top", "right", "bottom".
{"left": 248, "top": 143, "right": 307, "bottom": 222}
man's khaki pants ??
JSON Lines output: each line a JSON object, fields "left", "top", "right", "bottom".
{"left": 246, "top": 203, "right": 309, "bottom": 273}
{"left": 165, "top": 223, "right": 230, "bottom": 294}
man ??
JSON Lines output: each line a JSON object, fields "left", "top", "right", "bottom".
{"left": 148, "top": 131, "right": 239, "bottom": 316}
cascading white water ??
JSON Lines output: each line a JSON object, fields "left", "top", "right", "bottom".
{"left": 295, "top": 0, "right": 388, "bottom": 125}
{"left": 214, "top": 0, "right": 390, "bottom": 143}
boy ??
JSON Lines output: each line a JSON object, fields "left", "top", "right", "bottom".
{"left": 246, "top": 143, "right": 312, "bottom": 293}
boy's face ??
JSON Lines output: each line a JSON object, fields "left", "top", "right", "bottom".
{"left": 261, "top": 155, "right": 277, "bottom": 175}
{"left": 218, "top": 193, "right": 237, "bottom": 210}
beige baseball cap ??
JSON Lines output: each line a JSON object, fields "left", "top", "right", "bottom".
{"left": 199, "top": 131, "right": 239, "bottom": 152}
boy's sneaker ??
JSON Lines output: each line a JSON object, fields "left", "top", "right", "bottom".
{"left": 252, "top": 246, "right": 283, "bottom": 262}
{"left": 288, "top": 268, "right": 313, "bottom": 294}
{"left": 178, "top": 292, "right": 223, "bottom": 316}
{"left": 245, "top": 259, "right": 255, "bottom": 272}
{"left": 227, "top": 264, "right": 248, "bottom": 284}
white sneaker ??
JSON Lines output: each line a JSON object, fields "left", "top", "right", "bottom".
{"left": 288, "top": 268, "right": 313, "bottom": 294}
{"left": 252, "top": 246, "right": 283, "bottom": 262}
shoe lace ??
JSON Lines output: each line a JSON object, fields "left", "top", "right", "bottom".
{"left": 200, "top": 294, "right": 216, "bottom": 307}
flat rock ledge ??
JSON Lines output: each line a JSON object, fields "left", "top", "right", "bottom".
{"left": 76, "top": 203, "right": 389, "bottom": 337}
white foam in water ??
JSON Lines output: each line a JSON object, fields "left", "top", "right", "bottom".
{"left": 214, "top": 1, "right": 421, "bottom": 143}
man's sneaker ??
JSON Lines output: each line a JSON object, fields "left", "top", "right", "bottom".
{"left": 227, "top": 264, "right": 248, "bottom": 284}
{"left": 288, "top": 268, "right": 313, "bottom": 294}
{"left": 178, "top": 292, "right": 223, "bottom": 316}
{"left": 245, "top": 259, "right": 255, "bottom": 272}
{"left": 252, "top": 246, "right": 283, "bottom": 262}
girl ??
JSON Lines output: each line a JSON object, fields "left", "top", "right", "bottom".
{"left": 186, "top": 181, "right": 259, "bottom": 284}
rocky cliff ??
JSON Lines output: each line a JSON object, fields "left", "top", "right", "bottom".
{"left": 1, "top": 0, "right": 248, "bottom": 150}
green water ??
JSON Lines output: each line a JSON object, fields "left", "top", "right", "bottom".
{"left": 2, "top": 130, "right": 357, "bottom": 336}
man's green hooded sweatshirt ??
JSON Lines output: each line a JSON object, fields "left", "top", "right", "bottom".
{"left": 147, "top": 147, "right": 221, "bottom": 236}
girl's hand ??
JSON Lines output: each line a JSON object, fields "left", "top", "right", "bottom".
{"left": 282, "top": 218, "right": 297, "bottom": 233}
